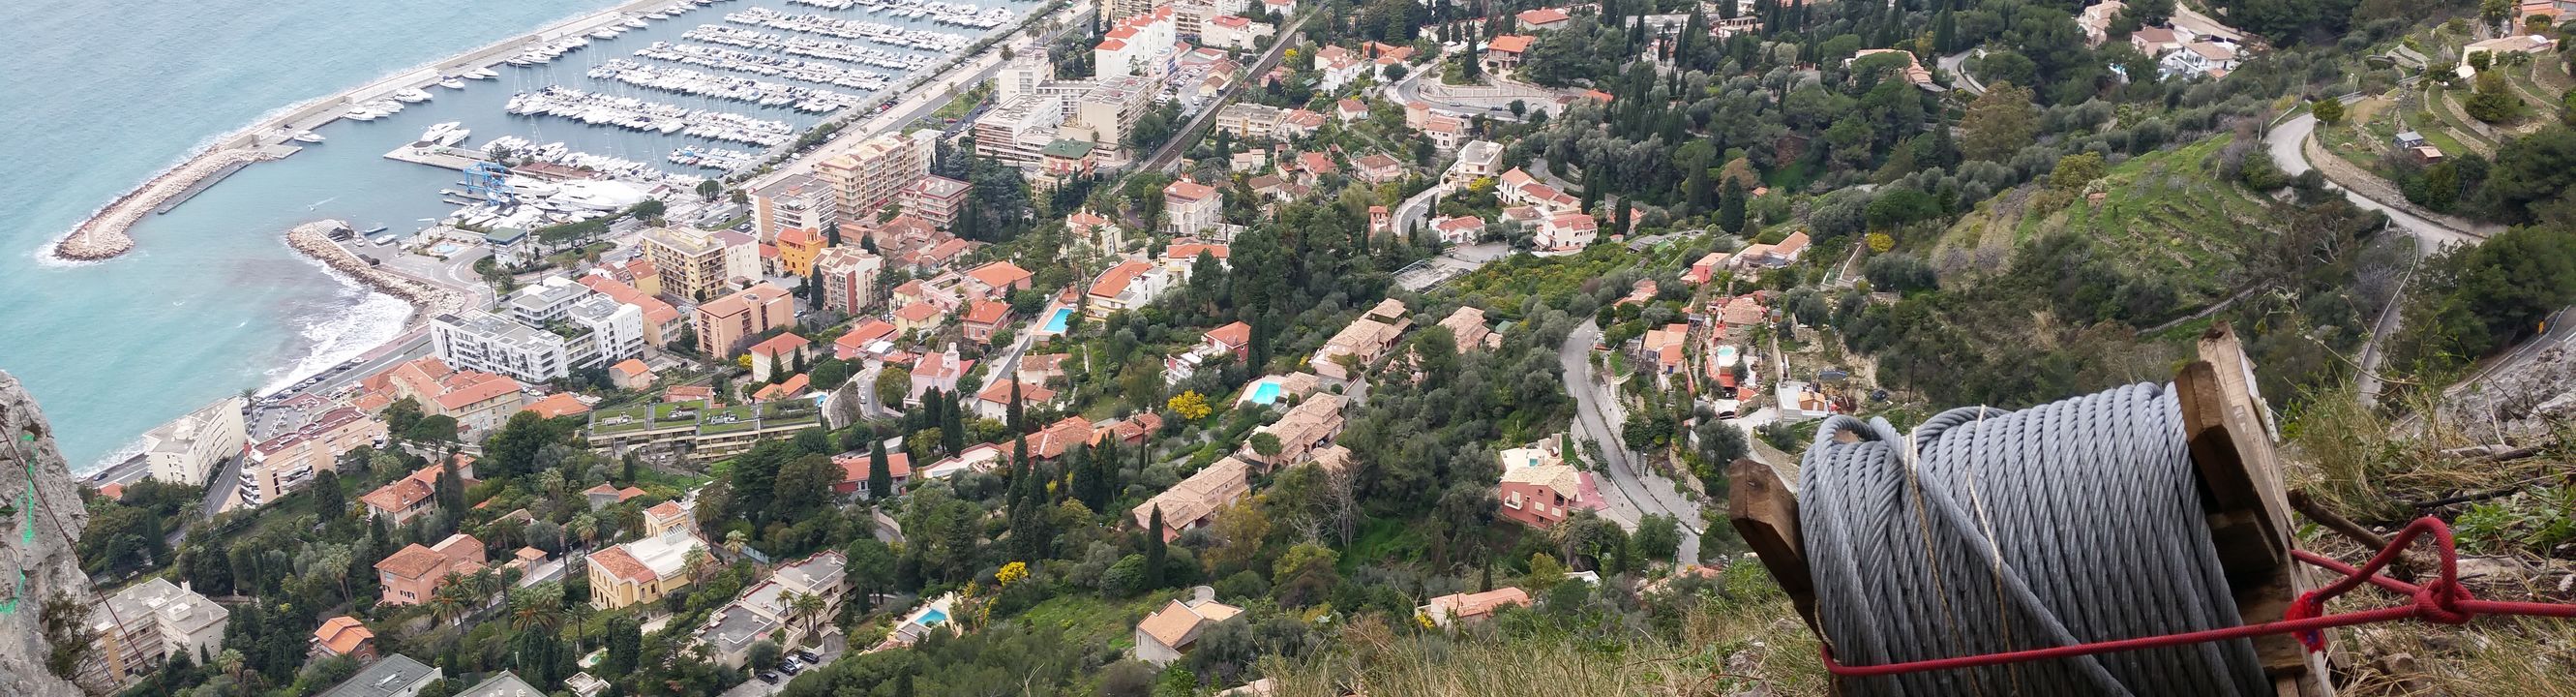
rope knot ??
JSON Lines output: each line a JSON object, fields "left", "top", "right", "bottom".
{"left": 2285, "top": 591, "right": 2328, "bottom": 652}
{"left": 2413, "top": 581, "right": 2475, "bottom": 625}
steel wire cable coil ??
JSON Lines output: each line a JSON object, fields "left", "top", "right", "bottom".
{"left": 1798, "top": 382, "right": 2267, "bottom": 696}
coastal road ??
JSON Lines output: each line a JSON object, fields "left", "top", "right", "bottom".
{"left": 1561, "top": 320, "right": 1703, "bottom": 565}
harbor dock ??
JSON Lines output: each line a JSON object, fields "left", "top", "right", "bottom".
{"left": 383, "top": 144, "right": 495, "bottom": 172}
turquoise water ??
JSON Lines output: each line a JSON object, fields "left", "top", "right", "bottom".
{"left": 918, "top": 608, "right": 947, "bottom": 625}
{"left": 0, "top": 0, "right": 1033, "bottom": 470}
{"left": 1042, "top": 307, "right": 1072, "bottom": 333}
{"left": 1248, "top": 380, "right": 1281, "bottom": 405}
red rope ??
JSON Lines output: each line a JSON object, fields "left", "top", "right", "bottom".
{"left": 1820, "top": 516, "right": 2576, "bottom": 678}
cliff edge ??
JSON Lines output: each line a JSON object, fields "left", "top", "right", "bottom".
{"left": 1, "top": 370, "right": 96, "bottom": 696}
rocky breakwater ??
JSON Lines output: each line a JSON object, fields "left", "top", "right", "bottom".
{"left": 51, "top": 147, "right": 285, "bottom": 261}
{"left": 0, "top": 371, "right": 99, "bottom": 696}
{"left": 285, "top": 220, "right": 474, "bottom": 327}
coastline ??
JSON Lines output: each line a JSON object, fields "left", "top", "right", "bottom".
{"left": 43, "top": 0, "right": 693, "bottom": 263}
{"left": 282, "top": 220, "right": 473, "bottom": 327}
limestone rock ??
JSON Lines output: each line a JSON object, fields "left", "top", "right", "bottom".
{"left": 0, "top": 370, "right": 97, "bottom": 696}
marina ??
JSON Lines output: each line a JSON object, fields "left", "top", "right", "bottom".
{"left": 505, "top": 86, "right": 799, "bottom": 147}
{"left": 15, "top": 0, "right": 1064, "bottom": 472}
{"left": 586, "top": 58, "right": 863, "bottom": 111}
{"left": 634, "top": 41, "right": 895, "bottom": 91}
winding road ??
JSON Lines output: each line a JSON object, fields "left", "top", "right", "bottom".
{"left": 2262, "top": 107, "right": 2501, "bottom": 401}
{"left": 1561, "top": 320, "right": 1703, "bottom": 564}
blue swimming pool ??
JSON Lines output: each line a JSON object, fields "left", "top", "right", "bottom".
{"left": 918, "top": 608, "right": 949, "bottom": 626}
{"left": 1248, "top": 380, "right": 1282, "bottom": 405}
{"left": 1042, "top": 308, "right": 1072, "bottom": 333}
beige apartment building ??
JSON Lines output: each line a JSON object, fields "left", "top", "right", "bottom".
{"left": 813, "top": 247, "right": 885, "bottom": 316}
{"left": 241, "top": 408, "right": 386, "bottom": 508}
{"left": 641, "top": 227, "right": 759, "bottom": 301}
{"left": 816, "top": 130, "right": 937, "bottom": 224}
{"left": 696, "top": 282, "right": 796, "bottom": 357}
{"left": 140, "top": 397, "right": 246, "bottom": 487}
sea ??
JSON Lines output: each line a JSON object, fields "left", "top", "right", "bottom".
{"left": 0, "top": 0, "right": 1035, "bottom": 472}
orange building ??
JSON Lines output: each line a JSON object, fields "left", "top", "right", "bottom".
{"left": 775, "top": 227, "right": 829, "bottom": 277}
{"left": 374, "top": 533, "right": 487, "bottom": 606}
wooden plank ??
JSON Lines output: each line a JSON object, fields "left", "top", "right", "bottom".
{"left": 2175, "top": 323, "right": 2329, "bottom": 695}
{"left": 1726, "top": 457, "right": 1819, "bottom": 635}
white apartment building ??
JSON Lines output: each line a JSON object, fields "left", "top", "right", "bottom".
{"left": 432, "top": 311, "right": 573, "bottom": 384}
{"left": 140, "top": 397, "right": 245, "bottom": 487}
{"left": 995, "top": 51, "right": 1054, "bottom": 102}
{"left": 1093, "top": 5, "right": 1179, "bottom": 79}
{"left": 973, "top": 94, "right": 1069, "bottom": 167}
{"left": 1062, "top": 76, "right": 1159, "bottom": 161}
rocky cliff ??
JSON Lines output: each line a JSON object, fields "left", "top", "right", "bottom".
{"left": 0, "top": 370, "right": 96, "bottom": 696}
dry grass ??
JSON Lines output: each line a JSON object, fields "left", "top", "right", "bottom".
{"left": 1257, "top": 573, "right": 1825, "bottom": 697}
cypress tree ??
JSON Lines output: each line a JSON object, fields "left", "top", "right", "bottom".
{"left": 1144, "top": 506, "right": 1168, "bottom": 589}
{"left": 1717, "top": 179, "right": 1749, "bottom": 234}
{"left": 867, "top": 439, "right": 894, "bottom": 500}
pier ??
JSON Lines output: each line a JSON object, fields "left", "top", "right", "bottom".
{"left": 283, "top": 220, "right": 475, "bottom": 327}
{"left": 382, "top": 144, "right": 495, "bottom": 172}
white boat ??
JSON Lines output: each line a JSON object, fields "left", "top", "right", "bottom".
{"left": 467, "top": 67, "right": 499, "bottom": 79}
{"left": 438, "top": 76, "right": 466, "bottom": 89}
{"left": 623, "top": 16, "right": 648, "bottom": 28}
{"left": 292, "top": 131, "right": 326, "bottom": 143}
{"left": 590, "top": 28, "right": 620, "bottom": 39}
{"left": 393, "top": 88, "right": 433, "bottom": 104}
{"left": 419, "top": 121, "right": 470, "bottom": 147}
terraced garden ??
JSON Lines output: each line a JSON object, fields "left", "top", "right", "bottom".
{"left": 1931, "top": 135, "right": 2276, "bottom": 305}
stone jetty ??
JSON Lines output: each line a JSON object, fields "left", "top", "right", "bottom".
{"left": 284, "top": 220, "right": 475, "bottom": 326}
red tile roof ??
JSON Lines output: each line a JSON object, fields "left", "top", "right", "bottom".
{"left": 1205, "top": 321, "right": 1251, "bottom": 348}
{"left": 835, "top": 451, "right": 914, "bottom": 483}
{"left": 965, "top": 300, "right": 1011, "bottom": 326}
{"left": 1089, "top": 260, "right": 1155, "bottom": 300}
{"left": 1488, "top": 35, "right": 1534, "bottom": 52}
{"left": 589, "top": 545, "right": 655, "bottom": 583}
{"left": 521, "top": 392, "right": 590, "bottom": 418}
{"left": 314, "top": 617, "right": 374, "bottom": 656}
{"left": 749, "top": 332, "right": 811, "bottom": 357}
{"left": 1164, "top": 180, "right": 1218, "bottom": 201}
{"left": 967, "top": 261, "right": 1033, "bottom": 290}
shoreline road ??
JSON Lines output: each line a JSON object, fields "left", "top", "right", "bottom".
{"left": 1562, "top": 319, "right": 1705, "bottom": 565}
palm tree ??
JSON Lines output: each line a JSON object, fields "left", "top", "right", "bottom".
{"left": 785, "top": 591, "right": 827, "bottom": 645}
{"left": 428, "top": 577, "right": 469, "bottom": 625}
{"left": 724, "top": 530, "right": 749, "bottom": 557}
{"left": 570, "top": 514, "right": 599, "bottom": 549}
{"left": 212, "top": 649, "right": 247, "bottom": 688}
{"left": 511, "top": 594, "right": 565, "bottom": 633}
{"left": 682, "top": 546, "right": 711, "bottom": 584}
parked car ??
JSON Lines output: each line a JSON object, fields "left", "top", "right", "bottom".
{"left": 757, "top": 671, "right": 782, "bottom": 684}
{"left": 793, "top": 650, "right": 821, "bottom": 663}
